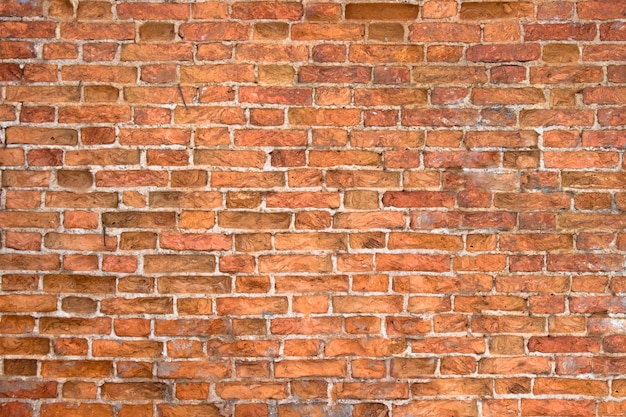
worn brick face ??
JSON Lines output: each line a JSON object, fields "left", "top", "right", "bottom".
{"left": 1, "top": 0, "right": 625, "bottom": 414}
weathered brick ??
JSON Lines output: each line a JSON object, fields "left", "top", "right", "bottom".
{"left": 355, "top": 88, "right": 427, "bottom": 106}
{"left": 578, "top": 2, "right": 626, "bottom": 19}
{"left": 41, "top": 360, "right": 112, "bottom": 378}
{"left": 240, "top": 86, "right": 312, "bottom": 106}
{"left": 374, "top": 67, "right": 409, "bottom": 85}
{"left": 350, "top": 45, "right": 422, "bottom": 63}
{"left": 460, "top": 2, "right": 534, "bottom": 19}
{"left": 121, "top": 44, "right": 193, "bottom": 61}
{"left": 522, "top": 400, "right": 595, "bottom": 417}
{"left": 61, "top": 22, "right": 135, "bottom": 40}
{"left": 312, "top": 44, "right": 346, "bottom": 63}
{"left": 525, "top": 23, "right": 596, "bottom": 40}
{"left": 62, "top": 65, "right": 136, "bottom": 83}
{"left": 345, "top": 3, "right": 418, "bottom": 20}
{"left": 334, "top": 211, "right": 405, "bottom": 229}
{"left": 467, "top": 44, "right": 541, "bottom": 62}
{"left": 530, "top": 66, "right": 603, "bottom": 84}
{"left": 259, "top": 254, "right": 332, "bottom": 273}
{"left": 117, "top": 2, "right": 189, "bottom": 20}
{"left": 41, "top": 403, "right": 113, "bottom": 417}
{"left": 237, "top": 43, "right": 307, "bottom": 63}
{"left": 473, "top": 316, "right": 546, "bottom": 334}
{"left": 93, "top": 340, "right": 162, "bottom": 358}
{"left": 7, "top": 86, "right": 79, "bottom": 103}
{"left": 40, "top": 317, "right": 112, "bottom": 335}
{"left": 299, "top": 66, "right": 370, "bottom": 83}
{"left": 292, "top": 23, "right": 364, "bottom": 41}
{"left": 0, "top": 41, "right": 35, "bottom": 59}
{"left": 412, "top": 378, "right": 492, "bottom": 397}
{"left": 144, "top": 255, "right": 215, "bottom": 274}
{"left": 472, "top": 88, "right": 545, "bottom": 105}
{"left": 410, "top": 23, "right": 480, "bottom": 42}
{"left": 394, "top": 401, "right": 478, "bottom": 417}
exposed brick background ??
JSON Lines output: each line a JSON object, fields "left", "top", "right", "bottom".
{"left": 1, "top": 0, "right": 626, "bottom": 416}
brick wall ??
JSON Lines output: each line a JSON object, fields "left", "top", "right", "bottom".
{"left": 1, "top": 0, "right": 626, "bottom": 416}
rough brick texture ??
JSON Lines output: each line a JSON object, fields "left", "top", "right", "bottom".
{"left": 1, "top": 0, "right": 626, "bottom": 416}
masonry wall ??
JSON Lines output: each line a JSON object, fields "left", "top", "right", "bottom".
{"left": 1, "top": 0, "right": 626, "bottom": 416}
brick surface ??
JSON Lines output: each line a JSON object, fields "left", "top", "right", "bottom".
{"left": 1, "top": 0, "right": 625, "bottom": 414}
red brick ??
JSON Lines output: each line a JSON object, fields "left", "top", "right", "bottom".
{"left": 211, "top": 171, "right": 283, "bottom": 189}
{"left": 194, "top": 149, "right": 266, "bottom": 168}
{"left": 0, "top": 41, "right": 35, "bottom": 59}
{"left": 144, "top": 255, "right": 215, "bottom": 274}
{"left": 0, "top": 254, "right": 60, "bottom": 271}
{"left": 0, "top": 380, "right": 57, "bottom": 398}
{"left": 525, "top": 23, "right": 596, "bottom": 41}
{"left": 0, "top": 0, "right": 42, "bottom": 16}
{"left": 62, "top": 22, "right": 134, "bottom": 40}
{"left": 93, "top": 340, "right": 162, "bottom": 358}
{"left": 578, "top": 2, "right": 626, "bottom": 19}
{"left": 274, "top": 359, "right": 347, "bottom": 378}
{"left": 41, "top": 360, "right": 112, "bottom": 378}
{"left": 41, "top": 404, "right": 113, "bottom": 417}
{"left": 0, "top": 402, "right": 32, "bottom": 417}
{"left": 548, "top": 254, "right": 623, "bottom": 272}
{"left": 383, "top": 191, "right": 455, "bottom": 208}
{"left": 536, "top": 378, "right": 609, "bottom": 397}
{"left": 364, "top": 109, "right": 398, "bottom": 126}
{"left": 121, "top": 44, "right": 193, "bottom": 61}
{"left": 346, "top": 3, "right": 418, "bottom": 19}
{"left": 350, "top": 45, "right": 422, "bottom": 63}
{"left": 7, "top": 86, "right": 79, "bottom": 104}
{"left": 312, "top": 44, "right": 346, "bottom": 63}
{"left": 191, "top": 1, "right": 228, "bottom": 18}
{"left": 234, "top": 129, "right": 307, "bottom": 147}
{"left": 305, "top": 3, "right": 341, "bottom": 20}
{"left": 232, "top": 2, "right": 302, "bottom": 19}
{"left": 237, "top": 43, "right": 308, "bottom": 63}
{"left": 0, "top": 337, "right": 50, "bottom": 355}
{"left": 309, "top": 150, "right": 380, "bottom": 166}
{"left": 335, "top": 382, "right": 408, "bottom": 400}
{"left": 461, "top": 2, "right": 533, "bottom": 19}
{"left": 522, "top": 400, "right": 595, "bottom": 417}
{"left": 117, "top": 2, "right": 189, "bottom": 20}
{"left": 410, "top": 23, "right": 480, "bottom": 42}
{"left": 62, "top": 65, "right": 136, "bottom": 83}
{"left": 240, "top": 86, "right": 312, "bottom": 106}
{"left": 217, "top": 382, "right": 288, "bottom": 400}
{"left": 291, "top": 23, "right": 364, "bottom": 41}
{"left": 326, "top": 338, "right": 405, "bottom": 357}
{"left": 0, "top": 21, "right": 55, "bottom": 38}
{"left": 467, "top": 44, "right": 541, "bottom": 62}
{"left": 299, "top": 66, "right": 370, "bottom": 83}
{"left": 403, "top": 109, "right": 479, "bottom": 127}
{"left": 413, "top": 378, "right": 491, "bottom": 397}
{"left": 394, "top": 401, "right": 477, "bottom": 417}
{"left": 531, "top": 66, "right": 603, "bottom": 84}
{"left": 472, "top": 88, "right": 545, "bottom": 105}
{"left": 178, "top": 22, "right": 249, "bottom": 42}
{"left": 19, "top": 106, "right": 54, "bottom": 123}
{"left": 157, "top": 360, "right": 229, "bottom": 380}
{"left": 479, "top": 357, "right": 551, "bottom": 375}
{"left": 473, "top": 316, "right": 546, "bottom": 334}
{"left": 158, "top": 405, "right": 222, "bottom": 417}
{"left": 39, "top": 317, "right": 111, "bottom": 335}
{"left": 413, "top": 66, "right": 487, "bottom": 85}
